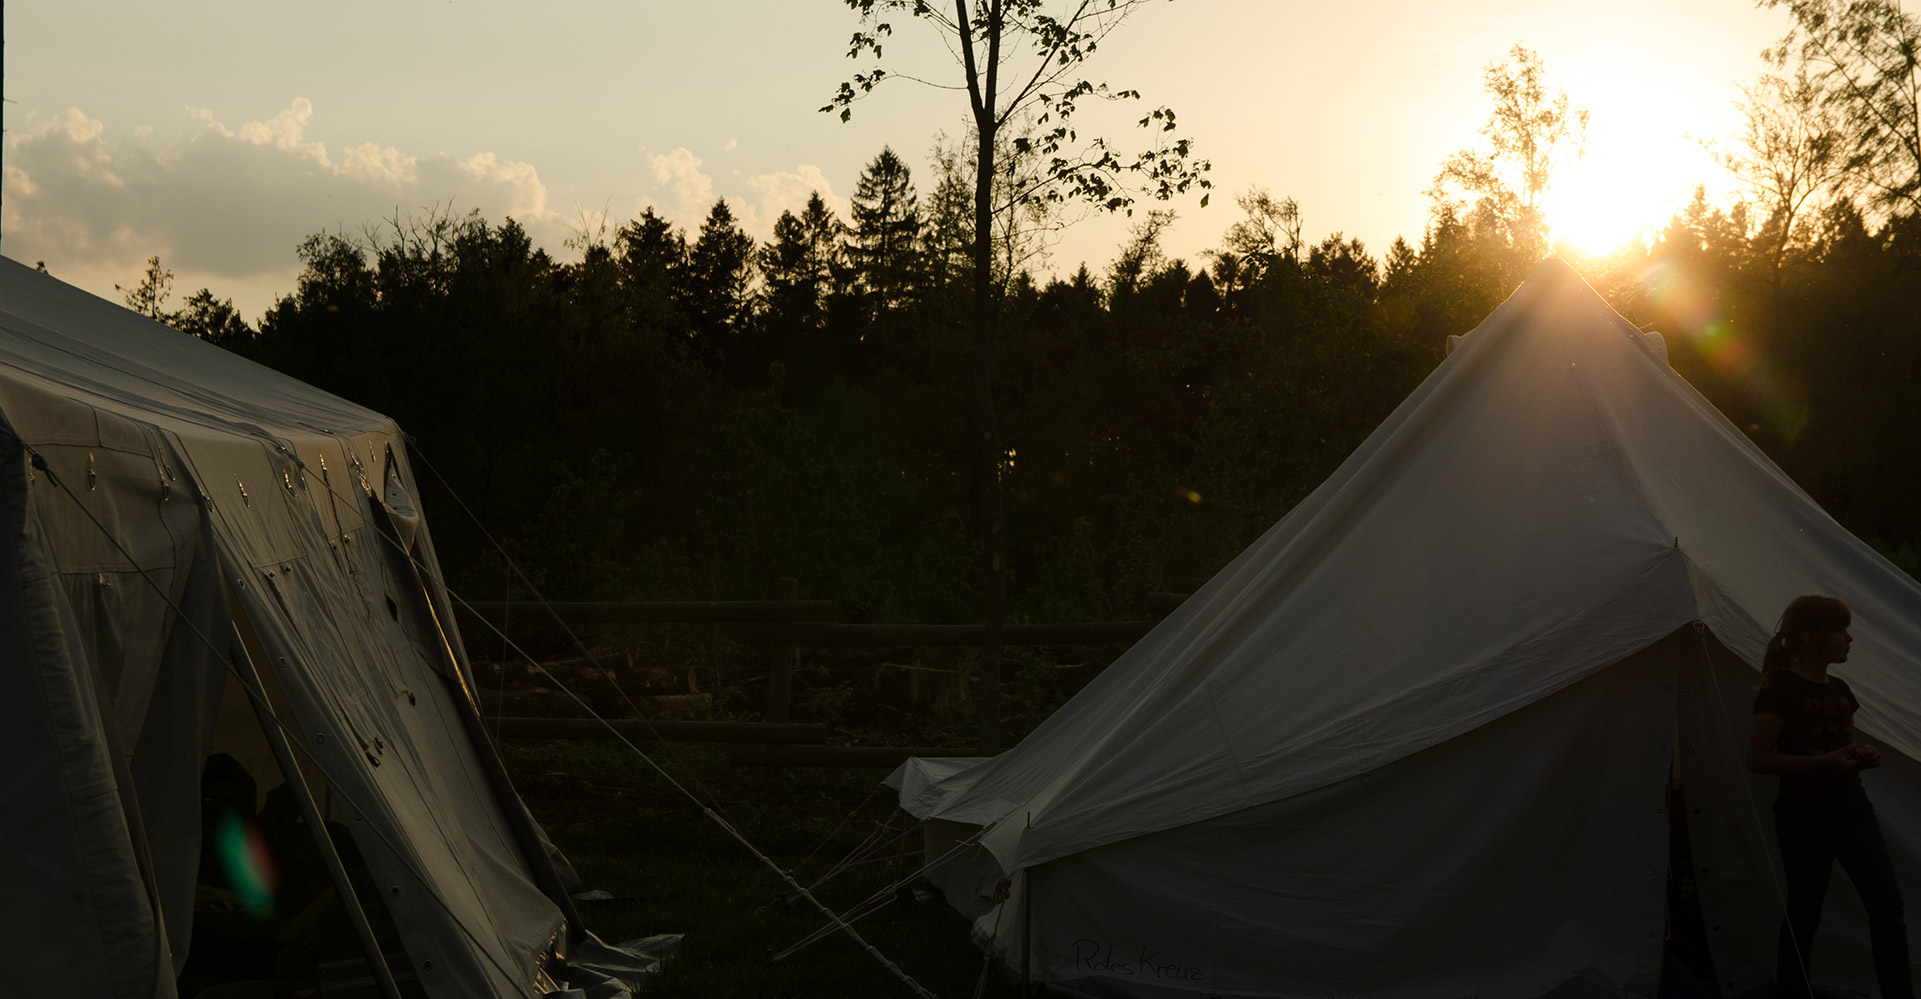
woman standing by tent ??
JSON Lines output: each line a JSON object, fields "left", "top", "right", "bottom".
{"left": 1747, "top": 594, "right": 1913, "bottom": 998}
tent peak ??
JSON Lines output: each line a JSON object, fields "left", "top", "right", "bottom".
{"left": 1526, "top": 256, "right": 1581, "bottom": 286}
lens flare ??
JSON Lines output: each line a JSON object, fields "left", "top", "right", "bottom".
{"left": 216, "top": 809, "right": 279, "bottom": 917}
{"left": 1640, "top": 260, "right": 1809, "bottom": 443}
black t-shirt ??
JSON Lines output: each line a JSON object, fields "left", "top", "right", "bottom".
{"left": 1753, "top": 670, "right": 1869, "bottom": 812}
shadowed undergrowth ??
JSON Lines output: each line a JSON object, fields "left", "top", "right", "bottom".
{"left": 502, "top": 740, "right": 1019, "bottom": 998}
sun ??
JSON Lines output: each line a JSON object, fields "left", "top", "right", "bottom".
{"left": 1534, "top": 66, "right": 1738, "bottom": 258}
{"left": 1541, "top": 147, "right": 1686, "bottom": 257}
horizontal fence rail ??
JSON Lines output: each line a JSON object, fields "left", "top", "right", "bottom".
{"left": 494, "top": 717, "right": 829, "bottom": 745}
{"left": 460, "top": 599, "right": 840, "bottom": 624}
{"left": 731, "top": 621, "right": 1161, "bottom": 646}
{"left": 729, "top": 745, "right": 974, "bottom": 769}
{"left": 467, "top": 585, "right": 1193, "bottom": 763}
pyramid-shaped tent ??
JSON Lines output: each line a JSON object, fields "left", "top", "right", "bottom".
{"left": 895, "top": 258, "right": 1921, "bottom": 997}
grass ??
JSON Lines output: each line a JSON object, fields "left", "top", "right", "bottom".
{"left": 501, "top": 739, "right": 1021, "bottom": 998}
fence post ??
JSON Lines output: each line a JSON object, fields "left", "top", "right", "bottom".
{"left": 765, "top": 576, "right": 799, "bottom": 780}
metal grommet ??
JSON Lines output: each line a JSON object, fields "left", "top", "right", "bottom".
{"left": 314, "top": 733, "right": 326, "bottom": 745}
{"left": 390, "top": 886, "right": 401, "bottom": 897}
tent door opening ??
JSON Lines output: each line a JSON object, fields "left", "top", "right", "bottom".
{"left": 177, "top": 607, "right": 419, "bottom": 999}
{"left": 1665, "top": 764, "right": 1722, "bottom": 998}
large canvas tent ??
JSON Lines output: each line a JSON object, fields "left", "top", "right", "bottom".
{"left": 0, "top": 257, "right": 666, "bottom": 997}
{"left": 892, "top": 259, "right": 1921, "bottom": 997}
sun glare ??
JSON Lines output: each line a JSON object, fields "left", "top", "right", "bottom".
{"left": 1535, "top": 69, "right": 1736, "bottom": 258}
{"left": 1542, "top": 154, "right": 1675, "bottom": 256}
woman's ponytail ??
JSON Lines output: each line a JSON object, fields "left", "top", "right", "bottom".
{"left": 1761, "top": 594, "right": 1852, "bottom": 687}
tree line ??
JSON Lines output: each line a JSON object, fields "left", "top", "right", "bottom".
{"left": 104, "top": 1, "right": 1920, "bottom": 733}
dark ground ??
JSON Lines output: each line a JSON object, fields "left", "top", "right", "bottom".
{"left": 502, "top": 738, "right": 1021, "bottom": 999}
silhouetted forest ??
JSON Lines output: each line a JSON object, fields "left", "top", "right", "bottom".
{"left": 152, "top": 165, "right": 1921, "bottom": 619}
{"left": 113, "top": 9, "right": 1921, "bottom": 736}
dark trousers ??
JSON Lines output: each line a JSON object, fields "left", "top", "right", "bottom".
{"left": 1776, "top": 803, "right": 1914, "bottom": 999}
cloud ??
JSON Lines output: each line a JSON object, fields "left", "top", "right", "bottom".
{"left": 644, "top": 147, "right": 717, "bottom": 220}
{"left": 639, "top": 146, "right": 843, "bottom": 239}
{"left": 2, "top": 100, "right": 557, "bottom": 316}
{"left": 743, "top": 165, "right": 845, "bottom": 233}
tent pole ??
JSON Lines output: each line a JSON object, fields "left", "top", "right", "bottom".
{"left": 1022, "top": 865, "right": 1034, "bottom": 997}
{"left": 229, "top": 623, "right": 406, "bottom": 999}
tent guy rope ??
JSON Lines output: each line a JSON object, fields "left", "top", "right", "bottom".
{"left": 304, "top": 438, "right": 944, "bottom": 998}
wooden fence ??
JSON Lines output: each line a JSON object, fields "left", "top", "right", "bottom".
{"left": 459, "top": 581, "right": 1189, "bottom": 766}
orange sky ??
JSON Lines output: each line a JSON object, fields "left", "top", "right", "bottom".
{"left": 3, "top": 0, "right": 1787, "bottom": 317}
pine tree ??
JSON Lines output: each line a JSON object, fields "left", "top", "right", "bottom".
{"left": 684, "top": 199, "right": 756, "bottom": 362}
{"left": 759, "top": 192, "right": 844, "bottom": 330}
{"left": 846, "top": 148, "right": 922, "bottom": 313}
{"left": 615, "top": 208, "right": 690, "bottom": 336}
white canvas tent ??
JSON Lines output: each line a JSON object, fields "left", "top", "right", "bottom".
{"left": 0, "top": 257, "right": 668, "bottom": 997}
{"left": 892, "top": 258, "right": 1921, "bottom": 998}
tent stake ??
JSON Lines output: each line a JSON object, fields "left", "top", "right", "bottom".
{"left": 230, "top": 623, "right": 406, "bottom": 999}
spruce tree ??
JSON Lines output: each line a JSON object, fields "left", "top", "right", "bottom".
{"left": 846, "top": 147, "right": 922, "bottom": 313}
{"left": 684, "top": 199, "right": 756, "bottom": 364}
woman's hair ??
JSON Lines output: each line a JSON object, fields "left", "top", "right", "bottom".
{"left": 1761, "top": 594, "right": 1852, "bottom": 686}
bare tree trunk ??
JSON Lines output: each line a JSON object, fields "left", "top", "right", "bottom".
{"left": 962, "top": 0, "right": 1008, "bottom": 754}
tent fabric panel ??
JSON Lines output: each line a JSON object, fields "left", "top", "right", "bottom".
{"left": 0, "top": 440, "right": 169, "bottom": 998}
{"left": 986, "top": 640, "right": 1680, "bottom": 999}
{"left": 163, "top": 428, "right": 399, "bottom": 572}
{"left": 128, "top": 531, "right": 233, "bottom": 977}
{"left": 980, "top": 551, "right": 1697, "bottom": 870}
{"left": 35, "top": 428, "right": 230, "bottom": 979}
{"left": 213, "top": 464, "right": 564, "bottom": 998}
{"left": 0, "top": 261, "right": 390, "bottom": 441}
{"left": 1679, "top": 627, "right": 1921, "bottom": 994}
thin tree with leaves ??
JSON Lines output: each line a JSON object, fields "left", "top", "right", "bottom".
{"left": 828, "top": 0, "right": 1210, "bottom": 751}
{"left": 1431, "top": 44, "right": 1588, "bottom": 267}
{"left": 117, "top": 255, "right": 176, "bottom": 320}
{"left": 1711, "top": 70, "right": 1844, "bottom": 295}
{"left": 1765, "top": 0, "right": 1921, "bottom": 218}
